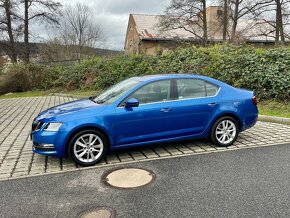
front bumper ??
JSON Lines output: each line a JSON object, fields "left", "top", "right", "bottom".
{"left": 32, "top": 130, "right": 67, "bottom": 157}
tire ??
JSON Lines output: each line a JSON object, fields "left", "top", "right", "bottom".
{"left": 210, "top": 116, "right": 239, "bottom": 147}
{"left": 68, "top": 129, "right": 109, "bottom": 166}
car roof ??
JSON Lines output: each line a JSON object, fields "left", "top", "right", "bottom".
{"left": 132, "top": 74, "right": 223, "bottom": 85}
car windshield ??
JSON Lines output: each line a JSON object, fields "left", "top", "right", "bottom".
{"left": 93, "top": 79, "right": 140, "bottom": 104}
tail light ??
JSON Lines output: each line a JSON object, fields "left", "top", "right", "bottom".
{"left": 252, "top": 96, "right": 257, "bottom": 105}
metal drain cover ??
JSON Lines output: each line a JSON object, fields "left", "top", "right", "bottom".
{"left": 79, "top": 207, "right": 115, "bottom": 218}
{"left": 103, "top": 168, "right": 155, "bottom": 189}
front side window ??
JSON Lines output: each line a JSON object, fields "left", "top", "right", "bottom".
{"left": 129, "top": 80, "right": 171, "bottom": 104}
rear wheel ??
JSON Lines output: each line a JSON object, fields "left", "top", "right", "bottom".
{"left": 210, "top": 116, "right": 239, "bottom": 147}
{"left": 68, "top": 129, "right": 109, "bottom": 166}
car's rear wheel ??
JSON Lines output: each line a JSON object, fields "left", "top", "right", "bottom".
{"left": 210, "top": 116, "right": 239, "bottom": 147}
{"left": 68, "top": 129, "right": 108, "bottom": 166}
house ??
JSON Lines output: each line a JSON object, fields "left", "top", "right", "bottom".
{"left": 124, "top": 6, "right": 277, "bottom": 55}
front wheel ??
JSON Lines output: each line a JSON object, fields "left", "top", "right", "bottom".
{"left": 210, "top": 116, "right": 239, "bottom": 147}
{"left": 68, "top": 129, "right": 109, "bottom": 166}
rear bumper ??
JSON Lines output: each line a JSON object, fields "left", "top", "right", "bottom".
{"left": 241, "top": 110, "right": 258, "bottom": 132}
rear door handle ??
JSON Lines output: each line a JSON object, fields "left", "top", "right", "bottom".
{"left": 160, "top": 108, "right": 172, "bottom": 112}
{"left": 208, "top": 103, "right": 217, "bottom": 107}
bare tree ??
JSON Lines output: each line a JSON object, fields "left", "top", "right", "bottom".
{"left": 59, "top": 3, "right": 103, "bottom": 59}
{"left": 251, "top": 0, "right": 290, "bottom": 44}
{"left": 228, "top": 0, "right": 275, "bottom": 41}
{"left": 20, "top": 0, "right": 61, "bottom": 63}
{"left": 159, "top": 0, "right": 208, "bottom": 45}
{"left": 0, "top": 0, "right": 21, "bottom": 63}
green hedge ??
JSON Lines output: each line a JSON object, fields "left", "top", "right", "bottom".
{"left": 1, "top": 44, "right": 289, "bottom": 100}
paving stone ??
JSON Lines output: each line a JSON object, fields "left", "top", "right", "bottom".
{"left": 14, "top": 167, "right": 29, "bottom": 173}
{"left": 117, "top": 152, "right": 134, "bottom": 162}
{"left": 140, "top": 149, "right": 159, "bottom": 158}
{"left": 153, "top": 147, "right": 171, "bottom": 157}
{"left": 129, "top": 151, "right": 147, "bottom": 160}
{"left": 196, "top": 149, "right": 208, "bottom": 153}
{"left": 200, "top": 146, "right": 217, "bottom": 152}
{"left": 105, "top": 154, "right": 120, "bottom": 164}
{"left": 164, "top": 145, "right": 183, "bottom": 155}
{"left": 236, "top": 144, "right": 247, "bottom": 148}
{"left": 11, "top": 171, "right": 28, "bottom": 177}
{"left": 227, "top": 145, "right": 238, "bottom": 149}
{"left": 0, "top": 174, "right": 11, "bottom": 180}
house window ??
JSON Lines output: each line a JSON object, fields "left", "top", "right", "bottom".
{"left": 217, "top": 9, "right": 223, "bottom": 18}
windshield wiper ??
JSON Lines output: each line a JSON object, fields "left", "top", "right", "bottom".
{"left": 89, "top": 96, "right": 97, "bottom": 103}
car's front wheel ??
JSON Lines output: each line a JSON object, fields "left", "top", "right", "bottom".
{"left": 210, "top": 116, "right": 239, "bottom": 147}
{"left": 68, "top": 129, "right": 109, "bottom": 166}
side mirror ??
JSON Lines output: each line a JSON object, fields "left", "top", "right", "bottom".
{"left": 125, "top": 98, "right": 139, "bottom": 108}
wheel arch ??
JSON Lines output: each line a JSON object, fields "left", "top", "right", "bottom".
{"left": 211, "top": 113, "right": 242, "bottom": 132}
{"left": 64, "top": 125, "right": 112, "bottom": 157}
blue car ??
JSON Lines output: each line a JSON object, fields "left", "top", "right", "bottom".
{"left": 31, "top": 74, "right": 258, "bottom": 166}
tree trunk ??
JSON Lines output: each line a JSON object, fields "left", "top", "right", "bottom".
{"left": 231, "top": 0, "right": 239, "bottom": 41}
{"left": 276, "top": 0, "right": 285, "bottom": 44}
{"left": 24, "top": 0, "right": 30, "bottom": 64}
{"left": 223, "top": 0, "right": 228, "bottom": 41}
{"left": 4, "top": 0, "right": 17, "bottom": 63}
{"left": 202, "top": 0, "right": 208, "bottom": 45}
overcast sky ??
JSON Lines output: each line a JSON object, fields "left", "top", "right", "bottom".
{"left": 32, "top": 0, "right": 171, "bottom": 51}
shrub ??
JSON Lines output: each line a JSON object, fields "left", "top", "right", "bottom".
{"left": 0, "top": 44, "right": 289, "bottom": 100}
{"left": 0, "top": 65, "right": 32, "bottom": 94}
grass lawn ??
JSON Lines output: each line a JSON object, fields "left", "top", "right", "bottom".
{"left": 0, "top": 90, "right": 98, "bottom": 99}
{"left": 0, "top": 91, "right": 289, "bottom": 118}
{"left": 258, "top": 100, "right": 290, "bottom": 118}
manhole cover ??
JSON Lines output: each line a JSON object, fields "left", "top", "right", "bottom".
{"left": 79, "top": 207, "right": 115, "bottom": 218}
{"left": 103, "top": 168, "right": 155, "bottom": 189}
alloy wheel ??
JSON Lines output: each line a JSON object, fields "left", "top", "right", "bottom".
{"left": 215, "top": 120, "right": 237, "bottom": 145}
{"left": 73, "top": 133, "right": 104, "bottom": 163}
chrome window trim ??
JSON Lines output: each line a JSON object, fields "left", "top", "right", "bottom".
{"left": 117, "top": 87, "right": 221, "bottom": 108}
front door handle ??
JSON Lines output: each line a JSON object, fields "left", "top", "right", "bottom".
{"left": 208, "top": 103, "right": 217, "bottom": 107}
{"left": 160, "top": 108, "right": 172, "bottom": 112}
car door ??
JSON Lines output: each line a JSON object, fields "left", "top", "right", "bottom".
{"left": 113, "top": 79, "right": 176, "bottom": 146}
{"left": 168, "top": 78, "right": 221, "bottom": 137}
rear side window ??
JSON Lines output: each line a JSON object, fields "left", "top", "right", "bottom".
{"left": 177, "top": 79, "right": 206, "bottom": 99}
{"left": 205, "top": 82, "right": 219, "bottom": 96}
{"left": 176, "top": 79, "right": 219, "bottom": 99}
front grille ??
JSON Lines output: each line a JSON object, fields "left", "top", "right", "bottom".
{"left": 32, "top": 120, "right": 44, "bottom": 132}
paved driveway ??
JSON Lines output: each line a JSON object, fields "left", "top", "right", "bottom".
{"left": 0, "top": 96, "right": 290, "bottom": 181}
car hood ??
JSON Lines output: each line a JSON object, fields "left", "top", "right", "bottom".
{"left": 35, "top": 98, "right": 106, "bottom": 122}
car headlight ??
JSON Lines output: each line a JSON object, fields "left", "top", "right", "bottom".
{"left": 44, "top": 122, "right": 62, "bottom": 131}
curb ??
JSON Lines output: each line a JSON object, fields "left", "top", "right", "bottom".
{"left": 258, "top": 115, "right": 290, "bottom": 125}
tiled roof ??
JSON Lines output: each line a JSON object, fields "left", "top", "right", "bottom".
{"left": 131, "top": 14, "right": 278, "bottom": 42}
{"left": 132, "top": 14, "right": 197, "bottom": 40}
